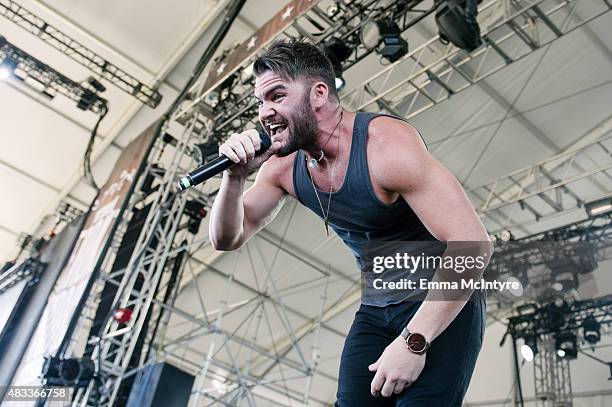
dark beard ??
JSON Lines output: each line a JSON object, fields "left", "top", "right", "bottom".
{"left": 275, "top": 93, "right": 319, "bottom": 157}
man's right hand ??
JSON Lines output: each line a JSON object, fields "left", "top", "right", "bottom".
{"left": 218, "top": 129, "right": 280, "bottom": 178}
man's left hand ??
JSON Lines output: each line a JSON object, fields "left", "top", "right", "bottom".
{"left": 369, "top": 335, "right": 426, "bottom": 397}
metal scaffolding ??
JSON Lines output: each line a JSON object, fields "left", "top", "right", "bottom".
{"left": 341, "top": 0, "right": 612, "bottom": 117}
{"left": 55, "top": 0, "right": 612, "bottom": 405}
{"left": 533, "top": 336, "right": 573, "bottom": 407}
{"left": 0, "top": 0, "right": 163, "bottom": 107}
{"left": 469, "top": 132, "right": 612, "bottom": 235}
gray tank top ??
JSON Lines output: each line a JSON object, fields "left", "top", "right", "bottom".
{"left": 292, "top": 112, "right": 441, "bottom": 306}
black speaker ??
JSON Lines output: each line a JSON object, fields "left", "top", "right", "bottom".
{"left": 126, "top": 362, "right": 195, "bottom": 407}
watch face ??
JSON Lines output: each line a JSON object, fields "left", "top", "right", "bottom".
{"left": 407, "top": 333, "right": 427, "bottom": 353}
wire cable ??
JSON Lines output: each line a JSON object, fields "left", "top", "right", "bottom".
{"left": 82, "top": 103, "right": 109, "bottom": 191}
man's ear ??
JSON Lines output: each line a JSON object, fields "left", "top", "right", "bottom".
{"left": 310, "top": 81, "right": 330, "bottom": 109}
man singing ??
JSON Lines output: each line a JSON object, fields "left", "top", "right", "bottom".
{"left": 209, "top": 39, "right": 493, "bottom": 406}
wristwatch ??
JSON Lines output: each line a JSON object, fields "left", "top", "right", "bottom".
{"left": 400, "top": 327, "right": 429, "bottom": 355}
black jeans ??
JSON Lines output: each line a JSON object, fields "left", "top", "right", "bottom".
{"left": 335, "top": 291, "right": 486, "bottom": 407}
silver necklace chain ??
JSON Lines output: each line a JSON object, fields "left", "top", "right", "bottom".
{"left": 306, "top": 110, "right": 343, "bottom": 235}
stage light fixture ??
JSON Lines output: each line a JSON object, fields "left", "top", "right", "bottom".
{"left": 552, "top": 271, "right": 578, "bottom": 293}
{"left": 191, "top": 141, "right": 219, "bottom": 166}
{"left": 335, "top": 76, "right": 346, "bottom": 92}
{"left": 326, "top": 2, "right": 340, "bottom": 18}
{"left": 42, "top": 356, "right": 95, "bottom": 387}
{"left": 582, "top": 316, "right": 601, "bottom": 345}
{"left": 323, "top": 38, "right": 352, "bottom": 91}
{"left": 86, "top": 76, "right": 106, "bottom": 93}
{"left": 520, "top": 337, "right": 538, "bottom": 362}
{"left": 555, "top": 332, "right": 578, "bottom": 360}
{"left": 435, "top": 0, "right": 483, "bottom": 52}
{"left": 0, "top": 57, "right": 17, "bottom": 80}
{"left": 360, "top": 18, "right": 408, "bottom": 63}
{"left": 500, "top": 230, "right": 514, "bottom": 242}
{"left": 520, "top": 344, "right": 534, "bottom": 361}
{"left": 184, "top": 200, "right": 207, "bottom": 235}
{"left": 77, "top": 88, "right": 98, "bottom": 111}
{"left": 521, "top": 336, "right": 538, "bottom": 362}
{"left": 585, "top": 196, "right": 612, "bottom": 218}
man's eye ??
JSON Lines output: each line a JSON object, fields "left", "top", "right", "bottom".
{"left": 273, "top": 94, "right": 284, "bottom": 102}
{"left": 257, "top": 100, "right": 263, "bottom": 108}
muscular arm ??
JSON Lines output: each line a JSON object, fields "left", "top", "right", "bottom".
{"left": 209, "top": 159, "right": 286, "bottom": 251}
{"left": 372, "top": 117, "right": 493, "bottom": 341}
{"left": 368, "top": 117, "right": 494, "bottom": 397}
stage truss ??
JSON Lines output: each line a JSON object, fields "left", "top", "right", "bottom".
{"left": 54, "top": 0, "right": 612, "bottom": 405}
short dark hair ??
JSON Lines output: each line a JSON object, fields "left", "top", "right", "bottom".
{"left": 253, "top": 39, "right": 338, "bottom": 101}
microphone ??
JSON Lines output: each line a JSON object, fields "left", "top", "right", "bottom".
{"left": 177, "top": 125, "right": 271, "bottom": 191}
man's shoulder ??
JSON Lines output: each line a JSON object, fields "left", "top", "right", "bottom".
{"left": 367, "top": 115, "right": 423, "bottom": 148}
{"left": 365, "top": 115, "right": 430, "bottom": 192}
{"left": 366, "top": 115, "right": 427, "bottom": 165}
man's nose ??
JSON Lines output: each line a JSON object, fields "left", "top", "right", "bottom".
{"left": 259, "top": 102, "right": 276, "bottom": 123}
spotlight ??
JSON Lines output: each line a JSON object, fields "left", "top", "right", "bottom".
{"left": 77, "top": 88, "right": 98, "bottom": 111}
{"left": 0, "top": 57, "right": 17, "bottom": 80}
{"left": 585, "top": 196, "right": 612, "bottom": 218}
{"left": 500, "top": 230, "right": 514, "bottom": 242}
{"left": 205, "top": 91, "right": 220, "bottom": 108}
{"left": 520, "top": 346, "right": 533, "bottom": 361}
{"left": 552, "top": 271, "right": 578, "bottom": 293}
{"left": 360, "top": 18, "right": 408, "bottom": 63}
{"left": 184, "top": 200, "right": 207, "bottom": 235}
{"left": 191, "top": 141, "right": 219, "bottom": 166}
{"left": 582, "top": 316, "right": 601, "bottom": 345}
{"left": 87, "top": 76, "right": 106, "bottom": 93}
{"left": 555, "top": 332, "right": 578, "bottom": 360}
{"left": 42, "top": 356, "right": 95, "bottom": 387}
{"left": 326, "top": 2, "right": 340, "bottom": 18}
{"left": 521, "top": 337, "right": 538, "bottom": 362}
{"left": 435, "top": 0, "right": 483, "bottom": 52}
{"left": 335, "top": 76, "right": 346, "bottom": 91}
{"left": 323, "top": 38, "right": 352, "bottom": 91}
{"left": 220, "top": 87, "right": 230, "bottom": 101}
{"left": 576, "top": 244, "right": 598, "bottom": 274}
{"left": 520, "top": 337, "right": 538, "bottom": 362}
{"left": 218, "top": 75, "right": 236, "bottom": 102}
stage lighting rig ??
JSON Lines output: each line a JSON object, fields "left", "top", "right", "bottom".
{"left": 183, "top": 200, "right": 207, "bottom": 235}
{"left": 585, "top": 196, "right": 612, "bottom": 218}
{"left": 0, "top": 36, "right": 108, "bottom": 114}
{"left": 326, "top": 2, "right": 340, "bottom": 19}
{"left": 434, "top": 0, "right": 483, "bottom": 51}
{"left": 0, "top": 55, "right": 17, "bottom": 79}
{"left": 0, "top": 257, "right": 46, "bottom": 294}
{"left": 520, "top": 336, "right": 538, "bottom": 362}
{"left": 323, "top": 38, "right": 352, "bottom": 91}
{"left": 42, "top": 356, "right": 95, "bottom": 388}
{"left": 582, "top": 316, "right": 601, "bottom": 345}
{"left": 360, "top": 18, "right": 408, "bottom": 63}
{"left": 555, "top": 332, "right": 578, "bottom": 360}
{"left": 191, "top": 140, "right": 220, "bottom": 166}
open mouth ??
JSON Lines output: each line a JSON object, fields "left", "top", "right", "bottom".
{"left": 268, "top": 122, "right": 288, "bottom": 137}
